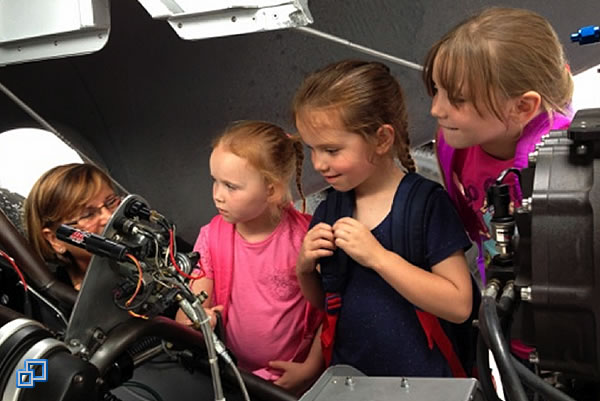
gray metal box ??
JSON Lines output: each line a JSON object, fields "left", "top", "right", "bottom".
{"left": 300, "top": 365, "right": 484, "bottom": 401}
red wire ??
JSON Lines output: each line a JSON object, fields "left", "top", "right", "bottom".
{"left": 0, "top": 250, "right": 28, "bottom": 291}
{"left": 168, "top": 229, "right": 204, "bottom": 280}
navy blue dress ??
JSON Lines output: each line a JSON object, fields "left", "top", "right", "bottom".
{"left": 310, "top": 174, "right": 471, "bottom": 376}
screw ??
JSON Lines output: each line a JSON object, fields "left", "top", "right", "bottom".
{"left": 520, "top": 197, "right": 532, "bottom": 213}
{"left": 73, "top": 375, "right": 84, "bottom": 384}
{"left": 576, "top": 144, "right": 588, "bottom": 156}
{"left": 529, "top": 351, "right": 540, "bottom": 364}
{"left": 528, "top": 151, "right": 538, "bottom": 166}
{"left": 400, "top": 377, "right": 409, "bottom": 389}
{"left": 521, "top": 286, "right": 532, "bottom": 302}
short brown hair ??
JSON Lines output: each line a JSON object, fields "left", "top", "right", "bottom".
{"left": 423, "top": 7, "right": 573, "bottom": 121}
{"left": 23, "top": 163, "right": 116, "bottom": 261}
{"left": 213, "top": 120, "right": 306, "bottom": 211}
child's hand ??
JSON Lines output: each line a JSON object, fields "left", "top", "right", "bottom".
{"left": 206, "top": 305, "right": 224, "bottom": 329}
{"left": 297, "top": 223, "right": 335, "bottom": 274}
{"left": 176, "top": 305, "right": 223, "bottom": 329}
{"left": 269, "top": 360, "right": 314, "bottom": 396}
{"left": 333, "top": 217, "right": 385, "bottom": 268}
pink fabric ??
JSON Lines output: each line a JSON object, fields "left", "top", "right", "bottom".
{"left": 455, "top": 147, "right": 516, "bottom": 215}
{"left": 192, "top": 207, "right": 322, "bottom": 380}
{"left": 511, "top": 339, "right": 534, "bottom": 360}
{"left": 436, "top": 112, "right": 573, "bottom": 281}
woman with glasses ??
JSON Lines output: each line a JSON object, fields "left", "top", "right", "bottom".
{"left": 24, "top": 163, "right": 121, "bottom": 290}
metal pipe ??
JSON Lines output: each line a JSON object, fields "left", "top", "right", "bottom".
{"left": 0, "top": 209, "right": 77, "bottom": 307}
{"left": 90, "top": 316, "right": 205, "bottom": 375}
{"left": 0, "top": 305, "right": 25, "bottom": 326}
{"left": 295, "top": 27, "right": 423, "bottom": 71}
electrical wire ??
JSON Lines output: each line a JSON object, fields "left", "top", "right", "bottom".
{"left": 125, "top": 253, "right": 144, "bottom": 306}
{"left": 0, "top": 249, "right": 28, "bottom": 291}
{"left": 122, "top": 381, "right": 164, "bottom": 401}
{"left": 168, "top": 229, "right": 203, "bottom": 280}
{"left": 227, "top": 360, "right": 251, "bottom": 401}
{"left": 21, "top": 283, "right": 68, "bottom": 326}
{"left": 124, "top": 253, "right": 148, "bottom": 319}
{"left": 114, "top": 281, "right": 155, "bottom": 311}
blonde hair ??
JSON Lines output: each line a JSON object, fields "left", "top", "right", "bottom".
{"left": 23, "top": 163, "right": 116, "bottom": 261}
{"left": 213, "top": 120, "right": 306, "bottom": 211}
{"left": 423, "top": 7, "right": 573, "bottom": 121}
{"left": 292, "top": 59, "right": 416, "bottom": 173}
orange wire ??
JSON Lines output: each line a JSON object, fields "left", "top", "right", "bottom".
{"left": 125, "top": 253, "right": 143, "bottom": 306}
{"left": 128, "top": 310, "right": 148, "bottom": 319}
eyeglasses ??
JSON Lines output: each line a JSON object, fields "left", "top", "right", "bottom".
{"left": 65, "top": 195, "right": 122, "bottom": 228}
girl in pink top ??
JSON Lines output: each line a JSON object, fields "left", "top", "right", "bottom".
{"left": 422, "top": 7, "right": 574, "bottom": 282}
{"left": 176, "top": 120, "right": 323, "bottom": 395}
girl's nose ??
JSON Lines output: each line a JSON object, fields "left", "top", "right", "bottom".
{"left": 311, "top": 152, "right": 328, "bottom": 173}
{"left": 430, "top": 93, "right": 448, "bottom": 120}
{"left": 213, "top": 183, "right": 224, "bottom": 204}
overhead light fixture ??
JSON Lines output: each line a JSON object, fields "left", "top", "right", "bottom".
{"left": 0, "top": 0, "right": 110, "bottom": 66}
{"left": 137, "top": 0, "right": 313, "bottom": 40}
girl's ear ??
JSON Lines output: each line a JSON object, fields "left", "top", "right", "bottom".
{"left": 42, "top": 227, "right": 65, "bottom": 254}
{"left": 266, "top": 182, "right": 280, "bottom": 204}
{"left": 511, "top": 91, "right": 542, "bottom": 126}
{"left": 375, "top": 124, "right": 395, "bottom": 155}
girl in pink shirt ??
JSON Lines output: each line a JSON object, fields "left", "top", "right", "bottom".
{"left": 422, "top": 7, "right": 573, "bottom": 282}
{"left": 176, "top": 120, "right": 323, "bottom": 395}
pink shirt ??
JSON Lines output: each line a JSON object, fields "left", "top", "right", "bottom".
{"left": 194, "top": 208, "right": 315, "bottom": 379}
{"left": 454, "top": 145, "right": 518, "bottom": 228}
{"left": 437, "top": 111, "right": 573, "bottom": 280}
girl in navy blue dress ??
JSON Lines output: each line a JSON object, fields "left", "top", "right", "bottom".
{"left": 293, "top": 60, "right": 473, "bottom": 377}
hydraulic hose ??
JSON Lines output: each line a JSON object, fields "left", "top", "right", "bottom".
{"left": 479, "top": 282, "right": 527, "bottom": 401}
{"left": 510, "top": 355, "right": 576, "bottom": 401}
{"left": 476, "top": 333, "right": 503, "bottom": 401}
